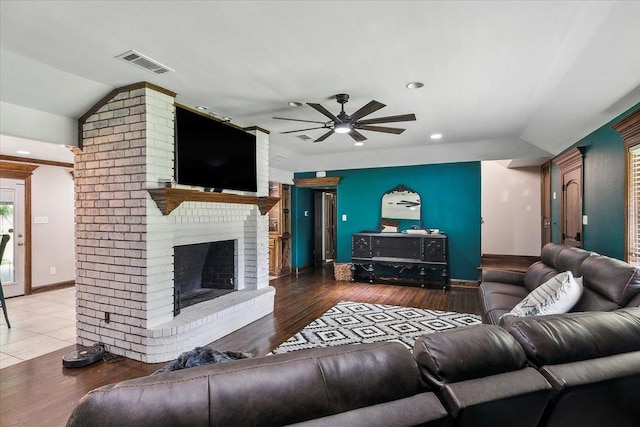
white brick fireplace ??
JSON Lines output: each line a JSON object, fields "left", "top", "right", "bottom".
{"left": 75, "top": 82, "right": 275, "bottom": 363}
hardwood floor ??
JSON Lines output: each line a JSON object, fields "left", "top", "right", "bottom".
{"left": 0, "top": 266, "right": 479, "bottom": 427}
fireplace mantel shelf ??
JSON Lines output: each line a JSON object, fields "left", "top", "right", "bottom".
{"left": 148, "top": 187, "right": 280, "bottom": 215}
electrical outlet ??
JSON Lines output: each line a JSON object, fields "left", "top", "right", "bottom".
{"left": 104, "top": 312, "right": 110, "bottom": 323}
{"left": 49, "top": 267, "right": 57, "bottom": 275}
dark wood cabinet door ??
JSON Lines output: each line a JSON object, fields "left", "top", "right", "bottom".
{"left": 352, "top": 235, "right": 372, "bottom": 258}
{"left": 424, "top": 238, "right": 446, "bottom": 262}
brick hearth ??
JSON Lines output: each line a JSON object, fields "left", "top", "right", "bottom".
{"left": 74, "top": 82, "right": 275, "bottom": 362}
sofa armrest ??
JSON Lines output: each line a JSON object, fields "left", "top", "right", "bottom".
{"left": 481, "top": 268, "right": 526, "bottom": 286}
{"left": 442, "top": 368, "right": 551, "bottom": 427}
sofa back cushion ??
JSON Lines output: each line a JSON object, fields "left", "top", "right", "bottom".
{"left": 539, "top": 243, "right": 565, "bottom": 266}
{"left": 524, "top": 261, "right": 559, "bottom": 292}
{"left": 524, "top": 244, "right": 591, "bottom": 292}
{"left": 413, "top": 325, "right": 526, "bottom": 389}
{"left": 575, "top": 254, "right": 640, "bottom": 310}
{"left": 502, "top": 308, "right": 640, "bottom": 367}
{"left": 554, "top": 245, "right": 591, "bottom": 276}
{"left": 67, "top": 342, "right": 424, "bottom": 427}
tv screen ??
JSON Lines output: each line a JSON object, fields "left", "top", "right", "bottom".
{"left": 175, "top": 106, "right": 257, "bottom": 192}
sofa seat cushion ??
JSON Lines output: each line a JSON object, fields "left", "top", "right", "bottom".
{"left": 502, "top": 308, "right": 640, "bottom": 367}
{"left": 508, "top": 271, "right": 583, "bottom": 317}
{"left": 479, "top": 284, "right": 528, "bottom": 324}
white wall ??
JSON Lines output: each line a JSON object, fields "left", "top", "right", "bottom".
{"left": 0, "top": 101, "right": 77, "bottom": 146}
{"left": 31, "top": 165, "right": 75, "bottom": 287}
{"left": 481, "top": 160, "right": 541, "bottom": 256}
{"left": 269, "top": 167, "right": 294, "bottom": 184}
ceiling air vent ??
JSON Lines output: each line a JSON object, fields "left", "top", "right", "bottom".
{"left": 115, "top": 50, "right": 174, "bottom": 75}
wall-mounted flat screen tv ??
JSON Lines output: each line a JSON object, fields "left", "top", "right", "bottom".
{"left": 175, "top": 106, "right": 257, "bottom": 192}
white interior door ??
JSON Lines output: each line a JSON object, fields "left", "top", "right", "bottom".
{"left": 0, "top": 178, "right": 26, "bottom": 297}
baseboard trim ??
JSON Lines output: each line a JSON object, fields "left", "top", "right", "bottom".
{"left": 449, "top": 279, "right": 479, "bottom": 288}
{"left": 481, "top": 253, "right": 539, "bottom": 272}
{"left": 31, "top": 280, "right": 75, "bottom": 294}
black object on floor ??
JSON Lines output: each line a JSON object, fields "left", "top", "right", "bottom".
{"left": 62, "top": 345, "right": 105, "bottom": 368}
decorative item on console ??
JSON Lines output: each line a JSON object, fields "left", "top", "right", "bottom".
{"left": 380, "top": 184, "right": 421, "bottom": 231}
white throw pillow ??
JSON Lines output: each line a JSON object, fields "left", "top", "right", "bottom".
{"left": 508, "top": 271, "right": 583, "bottom": 317}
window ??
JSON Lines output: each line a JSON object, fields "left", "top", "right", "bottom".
{"left": 613, "top": 108, "right": 640, "bottom": 267}
{"left": 630, "top": 146, "right": 640, "bottom": 267}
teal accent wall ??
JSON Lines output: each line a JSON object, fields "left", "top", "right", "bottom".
{"left": 291, "top": 186, "right": 314, "bottom": 269}
{"left": 292, "top": 162, "right": 481, "bottom": 280}
{"left": 551, "top": 103, "right": 639, "bottom": 259}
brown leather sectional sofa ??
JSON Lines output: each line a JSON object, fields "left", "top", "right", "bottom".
{"left": 479, "top": 242, "right": 640, "bottom": 324}
{"left": 67, "top": 308, "right": 640, "bottom": 427}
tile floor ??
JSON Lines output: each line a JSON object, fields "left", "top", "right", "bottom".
{"left": 0, "top": 287, "right": 76, "bottom": 369}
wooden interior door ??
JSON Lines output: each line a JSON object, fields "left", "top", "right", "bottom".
{"left": 323, "top": 192, "right": 336, "bottom": 261}
{"left": 313, "top": 191, "right": 323, "bottom": 268}
{"left": 555, "top": 148, "right": 584, "bottom": 248}
{"left": 541, "top": 161, "right": 552, "bottom": 246}
{"left": 563, "top": 168, "right": 583, "bottom": 247}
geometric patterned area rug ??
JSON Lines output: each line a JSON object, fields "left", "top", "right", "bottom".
{"left": 271, "top": 301, "right": 482, "bottom": 354}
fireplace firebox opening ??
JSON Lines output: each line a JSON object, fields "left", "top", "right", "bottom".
{"left": 173, "top": 240, "right": 236, "bottom": 315}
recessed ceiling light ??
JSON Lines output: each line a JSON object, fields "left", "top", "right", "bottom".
{"left": 406, "top": 82, "right": 424, "bottom": 89}
{"left": 430, "top": 133, "right": 443, "bottom": 140}
{"left": 288, "top": 101, "right": 303, "bottom": 107}
{"left": 17, "top": 150, "right": 30, "bottom": 155}
{"left": 195, "top": 106, "right": 208, "bottom": 111}
{"left": 354, "top": 141, "right": 364, "bottom": 146}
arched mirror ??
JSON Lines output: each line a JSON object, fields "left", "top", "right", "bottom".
{"left": 380, "top": 185, "right": 421, "bottom": 231}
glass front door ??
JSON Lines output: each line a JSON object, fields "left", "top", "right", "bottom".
{"left": 0, "top": 178, "right": 25, "bottom": 297}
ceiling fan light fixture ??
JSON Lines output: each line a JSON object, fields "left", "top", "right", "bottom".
{"left": 334, "top": 122, "right": 351, "bottom": 134}
{"left": 406, "top": 81, "right": 424, "bottom": 89}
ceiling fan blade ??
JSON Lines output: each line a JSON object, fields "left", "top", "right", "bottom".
{"left": 315, "top": 129, "right": 335, "bottom": 142}
{"left": 307, "top": 103, "right": 340, "bottom": 122}
{"left": 349, "top": 130, "right": 367, "bottom": 142}
{"left": 357, "top": 113, "right": 416, "bottom": 125}
{"left": 349, "top": 100, "right": 386, "bottom": 121}
{"left": 273, "top": 116, "right": 327, "bottom": 124}
{"left": 280, "top": 126, "right": 327, "bottom": 134}
{"left": 358, "top": 125, "right": 405, "bottom": 134}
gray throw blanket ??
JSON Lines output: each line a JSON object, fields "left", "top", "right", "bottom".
{"left": 154, "top": 347, "right": 253, "bottom": 374}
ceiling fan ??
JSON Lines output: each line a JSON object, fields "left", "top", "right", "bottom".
{"left": 273, "top": 94, "right": 416, "bottom": 142}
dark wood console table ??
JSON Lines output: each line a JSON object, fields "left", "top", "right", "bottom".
{"left": 351, "top": 232, "right": 449, "bottom": 290}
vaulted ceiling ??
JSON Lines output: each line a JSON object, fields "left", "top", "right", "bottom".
{"left": 1, "top": 1, "right": 639, "bottom": 172}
